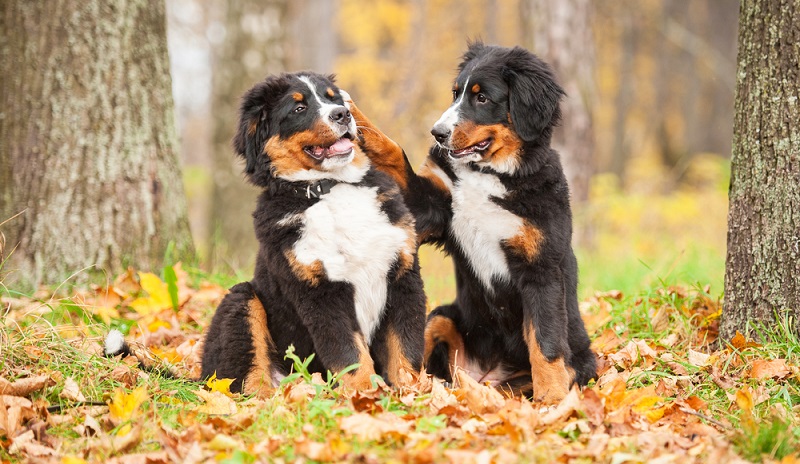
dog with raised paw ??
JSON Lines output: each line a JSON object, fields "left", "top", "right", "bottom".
{"left": 200, "top": 72, "right": 426, "bottom": 396}
{"left": 346, "top": 43, "right": 597, "bottom": 403}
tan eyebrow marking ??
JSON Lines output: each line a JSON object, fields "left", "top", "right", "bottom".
{"left": 326, "top": 87, "right": 334, "bottom": 97}
{"left": 292, "top": 92, "right": 303, "bottom": 102}
{"left": 472, "top": 83, "right": 480, "bottom": 93}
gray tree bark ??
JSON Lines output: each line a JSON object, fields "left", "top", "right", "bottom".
{"left": 208, "top": 0, "right": 287, "bottom": 271}
{"left": 521, "top": 0, "right": 595, "bottom": 245}
{"left": 0, "top": 0, "right": 194, "bottom": 288}
{"left": 721, "top": 0, "right": 800, "bottom": 339}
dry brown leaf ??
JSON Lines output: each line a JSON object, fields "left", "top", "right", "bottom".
{"left": 8, "top": 429, "right": 57, "bottom": 457}
{"left": 454, "top": 369, "right": 504, "bottom": 415}
{"left": 59, "top": 377, "right": 86, "bottom": 402}
{"left": 429, "top": 379, "right": 458, "bottom": 411}
{"left": 729, "top": 331, "right": 761, "bottom": 350}
{"left": 339, "top": 412, "right": 412, "bottom": 441}
{"left": 295, "top": 437, "right": 338, "bottom": 461}
{"left": 0, "top": 395, "right": 36, "bottom": 436}
{"left": 687, "top": 349, "right": 711, "bottom": 368}
{"left": 0, "top": 375, "right": 52, "bottom": 397}
{"left": 749, "top": 359, "right": 790, "bottom": 380}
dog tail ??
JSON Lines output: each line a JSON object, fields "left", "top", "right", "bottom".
{"left": 104, "top": 329, "right": 180, "bottom": 379}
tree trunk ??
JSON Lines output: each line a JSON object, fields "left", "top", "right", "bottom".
{"left": 208, "top": 0, "right": 287, "bottom": 271}
{"left": 721, "top": 0, "right": 800, "bottom": 339}
{"left": 0, "top": 0, "right": 194, "bottom": 288}
{"left": 521, "top": 0, "right": 595, "bottom": 245}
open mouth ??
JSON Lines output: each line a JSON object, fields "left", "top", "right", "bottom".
{"left": 303, "top": 133, "right": 355, "bottom": 160}
{"left": 449, "top": 139, "right": 492, "bottom": 159}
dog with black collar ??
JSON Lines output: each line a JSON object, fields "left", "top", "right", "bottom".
{"left": 200, "top": 72, "right": 426, "bottom": 395}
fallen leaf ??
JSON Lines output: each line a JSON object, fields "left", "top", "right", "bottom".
{"left": 108, "top": 386, "right": 148, "bottom": 435}
{"left": 454, "top": 369, "right": 504, "bottom": 415}
{"left": 749, "top": 359, "right": 790, "bottom": 380}
{"left": 129, "top": 272, "right": 173, "bottom": 317}
{"left": 339, "top": 412, "right": 412, "bottom": 441}
{"left": 687, "top": 349, "right": 711, "bottom": 368}
{"left": 59, "top": 377, "right": 86, "bottom": 402}
{"left": 0, "top": 375, "right": 52, "bottom": 397}
{"left": 729, "top": 331, "right": 761, "bottom": 350}
{"left": 194, "top": 389, "right": 237, "bottom": 415}
{"left": 205, "top": 373, "right": 235, "bottom": 397}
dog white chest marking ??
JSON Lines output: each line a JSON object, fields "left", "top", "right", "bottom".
{"left": 292, "top": 184, "right": 411, "bottom": 344}
{"left": 450, "top": 167, "right": 522, "bottom": 292}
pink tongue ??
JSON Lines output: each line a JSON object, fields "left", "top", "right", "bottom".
{"left": 328, "top": 137, "right": 354, "bottom": 155}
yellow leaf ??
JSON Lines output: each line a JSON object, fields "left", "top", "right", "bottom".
{"left": 129, "top": 272, "right": 172, "bottom": 316}
{"left": 62, "top": 457, "right": 88, "bottom": 464}
{"left": 631, "top": 395, "right": 662, "bottom": 413}
{"left": 194, "top": 389, "right": 237, "bottom": 415}
{"left": 146, "top": 318, "right": 172, "bottom": 333}
{"left": 150, "top": 346, "right": 183, "bottom": 364}
{"left": 108, "top": 386, "right": 148, "bottom": 435}
{"left": 735, "top": 388, "right": 753, "bottom": 412}
{"left": 206, "top": 372, "right": 235, "bottom": 397}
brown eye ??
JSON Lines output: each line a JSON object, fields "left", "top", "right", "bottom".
{"left": 476, "top": 93, "right": 487, "bottom": 103}
{"left": 294, "top": 104, "right": 306, "bottom": 114}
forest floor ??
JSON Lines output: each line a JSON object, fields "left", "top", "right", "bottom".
{"left": 1, "top": 263, "right": 799, "bottom": 463}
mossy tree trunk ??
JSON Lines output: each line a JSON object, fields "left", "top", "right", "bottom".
{"left": 0, "top": 0, "right": 194, "bottom": 288}
{"left": 722, "top": 0, "right": 800, "bottom": 339}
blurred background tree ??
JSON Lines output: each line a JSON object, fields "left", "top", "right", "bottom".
{"left": 1, "top": 0, "right": 194, "bottom": 289}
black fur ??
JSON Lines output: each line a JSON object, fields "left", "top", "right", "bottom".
{"left": 202, "top": 72, "right": 426, "bottom": 393}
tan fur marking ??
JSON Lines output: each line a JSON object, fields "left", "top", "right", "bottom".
{"left": 504, "top": 220, "right": 544, "bottom": 262}
{"left": 471, "top": 83, "right": 480, "bottom": 93}
{"left": 450, "top": 122, "right": 523, "bottom": 171}
{"left": 247, "top": 120, "right": 258, "bottom": 136}
{"left": 418, "top": 159, "right": 452, "bottom": 196}
{"left": 326, "top": 87, "right": 334, "bottom": 97}
{"left": 264, "top": 123, "right": 338, "bottom": 176}
{"left": 423, "top": 315, "right": 464, "bottom": 378}
{"left": 486, "top": 124, "right": 524, "bottom": 171}
{"left": 284, "top": 249, "right": 324, "bottom": 286}
{"left": 386, "top": 328, "right": 416, "bottom": 387}
{"left": 524, "top": 324, "right": 574, "bottom": 404}
{"left": 292, "top": 92, "right": 303, "bottom": 101}
{"left": 347, "top": 99, "right": 407, "bottom": 189}
{"left": 243, "top": 297, "right": 275, "bottom": 397}
{"left": 341, "top": 334, "right": 376, "bottom": 390}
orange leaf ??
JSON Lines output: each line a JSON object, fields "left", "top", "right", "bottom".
{"left": 749, "top": 359, "right": 790, "bottom": 380}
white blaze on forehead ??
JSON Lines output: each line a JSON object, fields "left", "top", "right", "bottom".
{"left": 433, "top": 76, "right": 470, "bottom": 133}
{"left": 298, "top": 75, "right": 355, "bottom": 135}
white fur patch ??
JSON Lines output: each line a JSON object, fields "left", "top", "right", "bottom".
{"left": 291, "top": 184, "right": 413, "bottom": 343}
{"left": 104, "top": 329, "right": 125, "bottom": 356}
{"left": 433, "top": 76, "right": 469, "bottom": 137}
{"left": 450, "top": 165, "right": 522, "bottom": 292}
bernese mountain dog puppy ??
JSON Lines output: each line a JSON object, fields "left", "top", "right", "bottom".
{"left": 347, "top": 43, "right": 596, "bottom": 403}
{"left": 200, "top": 72, "right": 426, "bottom": 395}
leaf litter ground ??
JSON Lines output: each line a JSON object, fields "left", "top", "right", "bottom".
{"left": 1, "top": 265, "right": 799, "bottom": 463}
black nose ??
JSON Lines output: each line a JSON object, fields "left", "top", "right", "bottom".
{"left": 330, "top": 107, "right": 351, "bottom": 125}
{"left": 431, "top": 124, "right": 450, "bottom": 144}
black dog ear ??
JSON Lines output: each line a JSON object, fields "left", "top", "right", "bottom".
{"left": 232, "top": 75, "right": 290, "bottom": 185}
{"left": 502, "top": 47, "right": 565, "bottom": 143}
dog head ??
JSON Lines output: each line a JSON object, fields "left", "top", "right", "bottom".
{"left": 431, "top": 42, "right": 564, "bottom": 173}
{"left": 233, "top": 72, "right": 364, "bottom": 186}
